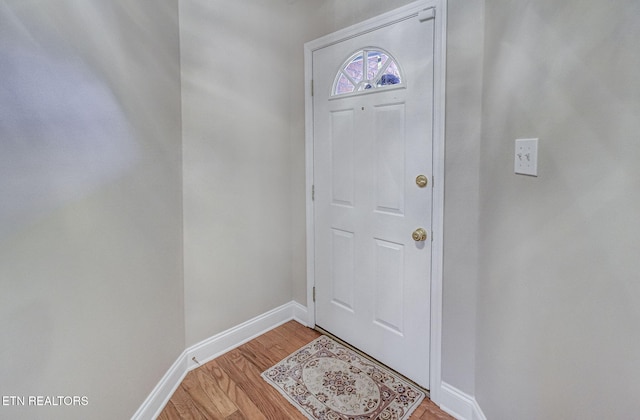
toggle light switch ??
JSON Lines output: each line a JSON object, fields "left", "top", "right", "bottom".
{"left": 514, "top": 138, "right": 538, "bottom": 176}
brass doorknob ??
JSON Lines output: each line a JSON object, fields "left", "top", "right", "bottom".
{"left": 415, "top": 175, "right": 428, "bottom": 188}
{"left": 412, "top": 228, "right": 427, "bottom": 242}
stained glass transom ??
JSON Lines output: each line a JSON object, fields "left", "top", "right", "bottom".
{"left": 333, "top": 48, "right": 402, "bottom": 96}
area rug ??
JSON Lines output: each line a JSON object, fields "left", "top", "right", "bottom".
{"left": 262, "top": 335, "right": 425, "bottom": 420}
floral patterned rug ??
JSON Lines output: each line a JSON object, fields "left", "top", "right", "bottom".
{"left": 262, "top": 335, "right": 425, "bottom": 420}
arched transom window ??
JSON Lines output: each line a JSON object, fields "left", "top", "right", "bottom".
{"left": 333, "top": 48, "right": 403, "bottom": 96}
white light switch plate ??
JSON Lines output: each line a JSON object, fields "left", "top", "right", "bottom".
{"left": 514, "top": 138, "right": 538, "bottom": 176}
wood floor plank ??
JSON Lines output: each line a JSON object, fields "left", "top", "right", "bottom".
{"left": 180, "top": 368, "right": 238, "bottom": 418}
{"left": 156, "top": 400, "right": 181, "bottom": 420}
{"left": 270, "top": 323, "right": 319, "bottom": 351}
{"left": 199, "top": 359, "right": 267, "bottom": 420}
{"left": 412, "top": 403, "right": 427, "bottom": 418}
{"left": 279, "top": 320, "right": 321, "bottom": 345}
{"left": 418, "top": 399, "right": 455, "bottom": 419}
{"left": 257, "top": 321, "right": 315, "bottom": 354}
{"left": 157, "top": 320, "right": 452, "bottom": 420}
{"left": 215, "top": 348, "right": 307, "bottom": 419}
{"left": 162, "top": 383, "right": 208, "bottom": 420}
{"left": 239, "top": 336, "right": 287, "bottom": 370}
{"left": 223, "top": 410, "right": 245, "bottom": 420}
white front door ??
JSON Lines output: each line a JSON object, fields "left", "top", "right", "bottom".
{"left": 312, "top": 8, "right": 435, "bottom": 388}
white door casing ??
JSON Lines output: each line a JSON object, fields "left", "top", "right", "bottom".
{"left": 304, "top": 0, "right": 446, "bottom": 401}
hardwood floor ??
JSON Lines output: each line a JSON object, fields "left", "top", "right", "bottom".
{"left": 157, "top": 320, "right": 453, "bottom": 420}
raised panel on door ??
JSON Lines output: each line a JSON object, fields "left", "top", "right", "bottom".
{"left": 374, "top": 103, "right": 406, "bottom": 216}
{"left": 330, "top": 109, "right": 355, "bottom": 207}
{"left": 373, "top": 238, "right": 405, "bottom": 335}
{"left": 330, "top": 228, "right": 355, "bottom": 312}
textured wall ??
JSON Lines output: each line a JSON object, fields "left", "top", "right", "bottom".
{"left": 0, "top": 1, "right": 184, "bottom": 419}
{"left": 477, "top": 1, "right": 640, "bottom": 418}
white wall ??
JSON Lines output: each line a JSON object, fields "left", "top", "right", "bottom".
{"left": 180, "top": 0, "right": 296, "bottom": 346}
{"left": 0, "top": 1, "right": 184, "bottom": 419}
{"left": 441, "top": 0, "right": 483, "bottom": 395}
{"left": 477, "top": 1, "right": 640, "bottom": 418}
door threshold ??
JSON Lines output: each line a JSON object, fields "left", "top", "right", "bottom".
{"left": 313, "top": 325, "right": 430, "bottom": 397}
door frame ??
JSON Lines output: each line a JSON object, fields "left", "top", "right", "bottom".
{"left": 304, "top": 0, "right": 447, "bottom": 404}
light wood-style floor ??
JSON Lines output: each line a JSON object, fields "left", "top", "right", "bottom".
{"left": 158, "top": 320, "right": 453, "bottom": 419}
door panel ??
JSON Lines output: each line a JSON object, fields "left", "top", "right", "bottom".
{"left": 374, "top": 103, "right": 406, "bottom": 215}
{"left": 330, "top": 109, "right": 355, "bottom": 206}
{"left": 330, "top": 228, "right": 355, "bottom": 311}
{"left": 373, "top": 238, "right": 405, "bottom": 335}
{"left": 313, "top": 12, "right": 434, "bottom": 388}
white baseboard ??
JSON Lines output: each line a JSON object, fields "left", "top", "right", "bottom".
{"left": 132, "top": 301, "right": 308, "bottom": 420}
{"left": 130, "top": 351, "right": 188, "bottom": 420}
{"left": 291, "top": 300, "right": 310, "bottom": 326}
{"left": 439, "top": 382, "right": 487, "bottom": 420}
{"left": 186, "top": 301, "right": 308, "bottom": 370}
